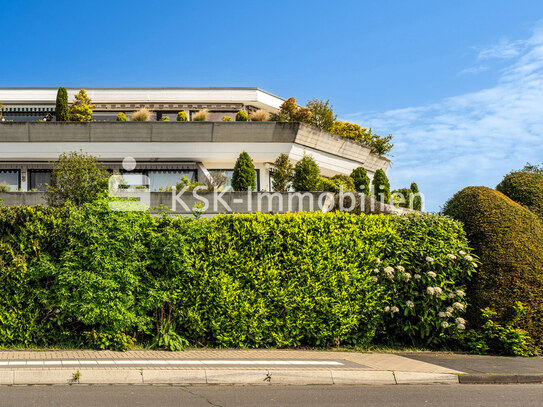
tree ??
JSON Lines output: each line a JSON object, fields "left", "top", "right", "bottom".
{"left": 330, "top": 121, "right": 393, "bottom": 156}
{"left": 55, "top": 87, "right": 69, "bottom": 122}
{"left": 321, "top": 174, "right": 355, "bottom": 193}
{"left": 271, "top": 153, "right": 294, "bottom": 192}
{"left": 410, "top": 182, "right": 422, "bottom": 210}
{"left": 69, "top": 89, "right": 95, "bottom": 122}
{"left": 373, "top": 169, "right": 390, "bottom": 203}
{"left": 45, "top": 151, "right": 109, "bottom": 207}
{"left": 271, "top": 97, "right": 312, "bottom": 123}
{"left": 177, "top": 111, "right": 188, "bottom": 121}
{"left": 231, "top": 151, "right": 256, "bottom": 191}
{"left": 235, "top": 111, "right": 248, "bottom": 121}
{"left": 116, "top": 112, "right": 127, "bottom": 121}
{"left": 306, "top": 99, "right": 336, "bottom": 131}
{"left": 292, "top": 155, "right": 321, "bottom": 192}
{"left": 350, "top": 167, "right": 370, "bottom": 195}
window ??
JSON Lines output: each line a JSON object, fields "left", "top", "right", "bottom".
{"left": 0, "top": 170, "right": 20, "bottom": 191}
{"left": 119, "top": 170, "right": 197, "bottom": 191}
{"left": 29, "top": 170, "right": 51, "bottom": 191}
{"left": 148, "top": 170, "right": 196, "bottom": 191}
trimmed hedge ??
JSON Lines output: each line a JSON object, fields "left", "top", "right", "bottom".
{"left": 496, "top": 171, "right": 543, "bottom": 219}
{"left": 443, "top": 186, "right": 543, "bottom": 346}
{"left": 0, "top": 202, "right": 475, "bottom": 349}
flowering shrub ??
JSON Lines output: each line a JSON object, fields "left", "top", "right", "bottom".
{"left": 373, "top": 249, "right": 476, "bottom": 346}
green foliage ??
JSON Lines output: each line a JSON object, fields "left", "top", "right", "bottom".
{"left": 69, "top": 89, "right": 95, "bottom": 122}
{"left": 270, "top": 97, "right": 312, "bottom": 123}
{"left": 84, "top": 330, "right": 135, "bottom": 352}
{"left": 392, "top": 183, "right": 422, "bottom": 210}
{"left": 176, "top": 111, "right": 188, "bottom": 121}
{"left": 0, "top": 183, "right": 10, "bottom": 192}
{"left": 496, "top": 171, "right": 543, "bottom": 219}
{"left": 374, "top": 213, "right": 476, "bottom": 346}
{"left": 373, "top": 169, "right": 390, "bottom": 203}
{"left": 321, "top": 174, "right": 355, "bottom": 193}
{"left": 235, "top": 111, "right": 248, "bottom": 121}
{"left": 0, "top": 204, "right": 477, "bottom": 350}
{"left": 175, "top": 176, "right": 202, "bottom": 192}
{"left": 306, "top": 99, "right": 336, "bottom": 131}
{"left": 443, "top": 186, "right": 543, "bottom": 347}
{"left": 55, "top": 87, "right": 69, "bottom": 122}
{"left": 271, "top": 153, "right": 294, "bottom": 192}
{"left": 45, "top": 151, "right": 109, "bottom": 207}
{"left": 462, "top": 303, "right": 540, "bottom": 356}
{"left": 159, "top": 115, "right": 170, "bottom": 121}
{"left": 222, "top": 116, "right": 232, "bottom": 121}
{"left": 116, "top": 112, "right": 127, "bottom": 121}
{"left": 292, "top": 155, "right": 321, "bottom": 192}
{"left": 330, "top": 121, "right": 393, "bottom": 156}
{"left": 519, "top": 162, "right": 543, "bottom": 174}
{"left": 231, "top": 151, "right": 256, "bottom": 191}
{"left": 350, "top": 167, "right": 370, "bottom": 195}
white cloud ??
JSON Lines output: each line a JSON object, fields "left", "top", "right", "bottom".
{"left": 477, "top": 38, "right": 525, "bottom": 59}
{"left": 346, "top": 23, "right": 543, "bottom": 212}
{"left": 459, "top": 65, "right": 489, "bottom": 75}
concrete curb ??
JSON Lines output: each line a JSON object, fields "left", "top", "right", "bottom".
{"left": 0, "top": 369, "right": 462, "bottom": 386}
{"left": 458, "top": 374, "right": 543, "bottom": 384}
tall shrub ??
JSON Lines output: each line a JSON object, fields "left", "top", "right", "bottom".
{"left": 55, "top": 87, "right": 69, "bottom": 122}
{"left": 45, "top": 151, "right": 109, "bottom": 207}
{"left": 350, "top": 167, "right": 370, "bottom": 195}
{"left": 306, "top": 99, "right": 336, "bottom": 131}
{"left": 231, "top": 151, "right": 256, "bottom": 191}
{"left": 271, "top": 153, "right": 294, "bottom": 192}
{"left": 69, "top": 89, "right": 95, "bottom": 122}
{"left": 443, "top": 186, "right": 543, "bottom": 346}
{"left": 193, "top": 109, "right": 208, "bottom": 121}
{"left": 410, "top": 182, "right": 422, "bottom": 210}
{"left": 292, "top": 155, "right": 321, "bottom": 192}
{"left": 373, "top": 169, "right": 390, "bottom": 203}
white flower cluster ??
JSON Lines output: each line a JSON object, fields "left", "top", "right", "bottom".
{"left": 402, "top": 272, "right": 412, "bottom": 281}
{"left": 425, "top": 257, "right": 434, "bottom": 262}
{"left": 453, "top": 302, "right": 464, "bottom": 310}
{"left": 384, "top": 266, "right": 395, "bottom": 280}
{"left": 406, "top": 300, "right": 415, "bottom": 308}
{"left": 372, "top": 276, "right": 379, "bottom": 282}
{"left": 456, "top": 290, "right": 466, "bottom": 297}
{"left": 414, "top": 273, "right": 421, "bottom": 279}
{"left": 459, "top": 251, "right": 466, "bottom": 256}
{"left": 464, "top": 255, "right": 473, "bottom": 261}
{"left": 426, "top": 286, "right": 442, "bottom": 295}
{"left": 447, "top": 254, "right": 457, "bottom": 260}
{"left": 427, "top": 271, "right": 437, "bottom": 278}
{"left": 396, "top": 266, "right": 405, "bottom": 272}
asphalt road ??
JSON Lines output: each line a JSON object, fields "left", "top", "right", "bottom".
{"left": 0, "top": 384, "right": 542, "bottom": 406}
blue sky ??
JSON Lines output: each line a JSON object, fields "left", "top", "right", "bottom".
{"left": 2, "top": 1, "right": 543, "bottom": 211}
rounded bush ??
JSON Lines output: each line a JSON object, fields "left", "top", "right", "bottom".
{"left": 496, "top": 171, "right": 543, "bottom": 219}
{"left": 235, "top": 111, "right": 248, "bottom": 121}
{"left": 443, "top": 186, "right": 543, "bottom": 345}
{"left": 116, "top": 112, "right": 127, "bottom": 122}
{"left": 177, "top": 111, "right": 188, "bottom": 121}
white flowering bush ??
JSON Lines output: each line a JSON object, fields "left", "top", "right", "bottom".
{"left": 372, "top": 214, "right": 479, "bottom": 346}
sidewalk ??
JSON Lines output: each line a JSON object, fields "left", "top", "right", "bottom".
{"left": 0, "top": 349, "right": 540, "bottom": 385}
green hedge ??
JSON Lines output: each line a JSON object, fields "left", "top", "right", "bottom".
{"left": 496, "top": 171, "right": 543, "bottom": 219}
{"left": 0, "top": 202, "right": 475, "bottom": 349}
{"left": 443, "top": 186, "right": 543, "bottom": 346}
